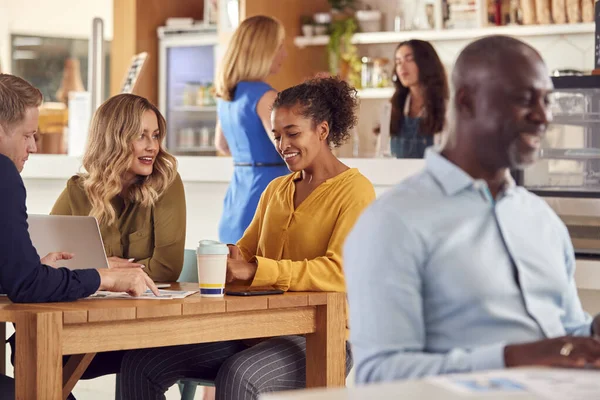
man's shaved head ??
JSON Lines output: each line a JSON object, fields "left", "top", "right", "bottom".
{"left": 452, "top": 35, "right": 543, "bottom": 94}
{"left": 444, "top": 35, "right": 552, "bottom": 175}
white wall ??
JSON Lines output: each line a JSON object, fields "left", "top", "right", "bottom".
{"left": 22, "top": 179, "right": 391, "bottom": 249}
{"left": 0, "top": 0, "right": 113, "bottom": 74}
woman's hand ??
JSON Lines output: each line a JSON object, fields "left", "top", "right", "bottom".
{"left": 107, "top": 256, "right": 144, "bottom": 269}
{"left": 228, "top": 244, "right": 243, "bottom": 260}
{"left": 40, "top": 252, "right": 74, "bottom": 268}
{"left": 226, "top": 259, "right": 257, "bottom": 283}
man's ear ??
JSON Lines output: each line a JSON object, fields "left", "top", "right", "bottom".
{"left": 455, "top": 86, "right": 475, "bottom": 119}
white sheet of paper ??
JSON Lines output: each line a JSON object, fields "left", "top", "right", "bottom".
{"left": 87, "top": 289, "right": 197, "bottom": 300}
{"left": 515, "top": 369, "right": 600, "bottom": 400}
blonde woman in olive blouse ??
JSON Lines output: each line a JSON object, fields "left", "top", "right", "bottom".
{"left": 50, "top": 94, "right": 185, "bottom": 385}
{"left": 52, "top": 93, "right": 186, "bottom": 283}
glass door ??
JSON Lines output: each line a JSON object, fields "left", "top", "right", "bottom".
{"left": 159, "top": 30, "right": 218, "bottom": 156}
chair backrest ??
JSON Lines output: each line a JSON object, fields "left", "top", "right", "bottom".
{"left": 177, "top": 249, "right": 198, "bottom": 283}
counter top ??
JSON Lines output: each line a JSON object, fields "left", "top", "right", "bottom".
{"left": 21, "top": 154, "right": 425, "bottom": 187}
{"left": 575, "top": 258, "right": 600, "bottom": 290}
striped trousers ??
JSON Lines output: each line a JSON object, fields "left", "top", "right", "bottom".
{"left": 119, "top": 336, "right": 353, "bottom": 400}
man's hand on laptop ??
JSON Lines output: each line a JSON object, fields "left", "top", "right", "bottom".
{"left": 97, "top": 268, "right": 160, "bottom": 297}
{"left": 107, "top": 256, "right": 144, "bottom": 269}
{"left": 41, "top": 252, "right": 74, "bottom": 268}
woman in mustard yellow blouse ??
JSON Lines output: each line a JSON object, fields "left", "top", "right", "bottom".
{"left": 51, "top": 94, "right": 186, "bottom": 283}
{"left": 118, "top": 77, "right": 375, "bottom": 400}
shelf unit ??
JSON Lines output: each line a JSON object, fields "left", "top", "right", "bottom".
{"left": 356, "top": 87, "right": 394, "bottom": 99}
{"left": 294, "top": 23, "right": 595, "bottom": 48}
{"left": 174, "top": 146, "right": 217, "bottom": 153}
{"left": 171, "top": 105, "right": 218, "bottom": 112}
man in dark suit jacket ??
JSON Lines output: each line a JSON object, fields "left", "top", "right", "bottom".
{"left": 0, "top": 73, "right": 159, "bottom": 398}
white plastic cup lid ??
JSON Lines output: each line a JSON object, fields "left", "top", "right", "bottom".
{"left": 196, "top": 240, "right": 229, "bottom": 255}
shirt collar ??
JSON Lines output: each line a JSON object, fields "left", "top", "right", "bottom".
{"left": 425, "top": 148, "right": 516, "bottom": 197}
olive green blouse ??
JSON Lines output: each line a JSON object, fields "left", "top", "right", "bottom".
{"left": 51, "top": 173, "right": 186, "bottom": 282}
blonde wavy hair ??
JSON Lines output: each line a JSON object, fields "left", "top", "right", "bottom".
{"left": 215, "top": 15, "right": 285, "bottom": 101}
{"left": 80, "top": 94, "right": 177, "bottom": 226}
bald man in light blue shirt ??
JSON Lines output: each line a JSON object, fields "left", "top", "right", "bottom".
{"left": 344, "top": 36, "right": 600, "bottom": 385}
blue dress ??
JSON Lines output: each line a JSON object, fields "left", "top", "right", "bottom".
{"left": 390, "top": 116, "right": 434, "bottom": 159}
{"left": 217, "top": 81, "right": 289, "bottom": 244}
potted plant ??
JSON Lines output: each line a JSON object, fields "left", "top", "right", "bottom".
{"left": 327, "top": 16, "right": 361, "bottom": 88}
{"left": 328, "top": 0, "right": 357, "bottom": 13}
{"left": 300, "top": 15, "right": 315, "bottom": 37}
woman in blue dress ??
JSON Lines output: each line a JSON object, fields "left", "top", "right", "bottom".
{"left": 389, "top": 39, "right": 448, "bottom": 158}
{"left": 214, "top": 15, "right": 289, "bottom": 243}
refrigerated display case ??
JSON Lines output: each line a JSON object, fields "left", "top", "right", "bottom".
{"left": 514, "top": 75, "right": 600, "bottom": 255}
{"left": 158, "top": 26, "right": 219, "bottom": 156}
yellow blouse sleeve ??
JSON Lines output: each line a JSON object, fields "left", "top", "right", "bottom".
{"left": 237, "top": 181, "right": 275, "bottom": 261}
{"left": 251, "top": 193, "right": 374, "bottom": 292}
{"left": 135, "top": 173, "right": 186, "bottom": 282}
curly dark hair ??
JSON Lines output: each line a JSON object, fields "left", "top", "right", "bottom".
{"left": 391, "top": 40, "right": 448, "bottom": 137}
{"left": 272, "top": 76, "right": 359, "bottom": 148}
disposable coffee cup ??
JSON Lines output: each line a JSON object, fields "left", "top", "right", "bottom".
{"left": 196, "top": 240, "right": 229, "bottom": 297}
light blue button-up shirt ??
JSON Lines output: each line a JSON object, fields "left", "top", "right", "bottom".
{"left": 344, "top": 149, "right": 592, "bottom": 384}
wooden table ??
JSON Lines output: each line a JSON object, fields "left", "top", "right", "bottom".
{"left": 0, "top": 283, "right": 346, "bottom": 400}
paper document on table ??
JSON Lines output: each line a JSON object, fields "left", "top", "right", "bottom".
{"left": 429, "top": 372, "right": 527, "bottom": 396}
{"left": 87, "top": 289, "right": 197, "bottom": 300}
{"left": 428, "top": 368, "right": 600, "bottom": 399}
{"left": 514, "top": 368, "right": 600, "bottom": 400}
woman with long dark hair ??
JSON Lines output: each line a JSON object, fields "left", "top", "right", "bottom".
{"left": 388, "top": 39, "right": 448, "bottom": 158}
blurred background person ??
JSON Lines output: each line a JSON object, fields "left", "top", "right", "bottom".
{"left": 214, "top": 15, "right": 289, "bottom": 244}
{"left": 376, "top": 39, "right": 449, "bottom": 158}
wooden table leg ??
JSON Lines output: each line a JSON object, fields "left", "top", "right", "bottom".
{"left": 0, "top": 322, "right": 5, "bottom": 375}
{"left": 63, "top": 353, "right": 96, "bottom": 400}
{"left": 15, "top": 311, "right": 62, "bottom": 400}
{"left": 305, "top": 292, "right": 346, "bottom": 388}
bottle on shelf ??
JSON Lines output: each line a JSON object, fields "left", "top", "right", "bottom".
{"left": 183, "top": 82, "right": 199, "bottom": 106}
{"left": 196, "top": 83, "right": 205, "bottom": 107}
{"left": 199, "top": 127, "right": 211, "bottom": 147}
{"left": 394, "top": 0, "right": 406, "bottom": 31}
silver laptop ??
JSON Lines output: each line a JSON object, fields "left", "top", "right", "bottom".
{"left": 27, "top": 215, "right": 109, "bottom": 270}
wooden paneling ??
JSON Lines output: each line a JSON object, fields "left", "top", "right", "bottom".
{"left": 4, "top": 287, "right": 348, "bottom": 396}
{"left": 15, "top": 311, "right": 62, "bottom": 400}
{"left": 62, "top": 308, "right": 316, "bottom": 354}
{"left": 268, "top": 294, "right": 309, "bottom": 309}
{"left": 242, "top": 0, "right": 331, "bottom": 90}
{"left": 62, "top": 353, "right": 96, "bottom": 400}
{"left": 183, "top": 299, "right": 227, "bottom": 315}
{"left": 225, "top": 296, "right": 268, "bottom": 312}
{"left": 136, "top": 303, "right": 183, "bottom": 319}
{"left": 111, "top": 0, "right": 137, "bottom": 97}
{"left": 308, "top": 292, "right": 328, "bottom": 306}
{"left": 305, "top": 292, "right": 346, "bottom": 388}
{"left": 111, "top": 0, "right": 205, "bottom": 105}
{"left": 112, "top": 0, "right": 334, "bottom": 103}
{"left": 63, "top": 310, "right": 88, "bottom": 325}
